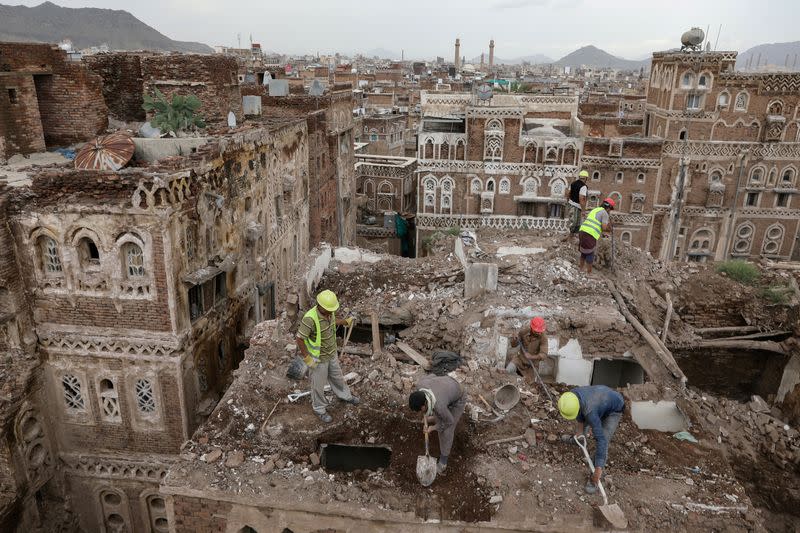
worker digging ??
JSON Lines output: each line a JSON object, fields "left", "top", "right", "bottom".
{"left": 295, "top": 289, "right": 360, "bottom": 423}
{"left": 408, "top": 373, "right": 467, "bottom": 475}
{"left": 506, "top": 316, "right": 549, "bottom": 384}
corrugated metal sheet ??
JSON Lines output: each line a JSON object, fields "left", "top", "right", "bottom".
{"left": 74, "top": 132, "right": 135, "bottom": 171}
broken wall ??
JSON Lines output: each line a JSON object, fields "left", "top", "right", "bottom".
{"left": 83, "top": 53, "right": 147, "bottom": 122}
{"left": 141, "top": 54, "right": 242, "bottom": 126}
{"left": 0, "top": 42, "right": 107, "bottom": 153}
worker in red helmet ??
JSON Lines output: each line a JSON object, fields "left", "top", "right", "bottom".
{"left": 506, "top": 316, "right": 549, "bottom": 383}
{"left": 577, "top": 198, "right": 614, "bottom": 275}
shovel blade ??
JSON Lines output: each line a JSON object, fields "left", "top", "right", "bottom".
{"left": 416, "top": 455, "right": 437, "bottom": 487}
{"left": 597, "top": 503, "right": 628, "bottom": 530}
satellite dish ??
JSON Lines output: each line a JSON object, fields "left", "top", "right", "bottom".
{"left": 228, "top": 111, "right": 237, "bottom": 128}
{"left": 681, "top": 27, "right": 705, "bottom": 51}
{"left": 74, "top": 132, "right": 134, "bottom": 171}
{"left": 477, "top": 84, "right": 492, "bottom": 101}
{"left": 309, "top": 79, "right": 324, "bottom": 96}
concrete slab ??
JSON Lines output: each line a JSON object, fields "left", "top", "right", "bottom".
{"left": 555, "top": 357, "right": 593, "bottom": 386}
{"left": 557, "top": 339, "right": 583, "bottom": 360}
{"left": 133, "top": 137, "right": 209, "bottom": 163}
{"left": 464, "top": 263, "right": 498, "bottom": 299}
{"left": 242, "top": 95, "right": 262, "bottom": 116}
{"left": 777, "top": 353, "right": 800, "bottom": 403}
{"left": 333, "top": 247, "right": 382, "bottom": 264}
{"left": 496, "top": 246, "right": 546, "bottom": 258}
{"left": 269, "top": 79, "right": 290, "bottom": 96}
{"left": 631, "top": 400, "right": 688, "bottom": 432}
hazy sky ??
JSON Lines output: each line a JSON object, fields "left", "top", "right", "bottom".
{"left": 14, "top": 0, "right": 800, "bottom": 59}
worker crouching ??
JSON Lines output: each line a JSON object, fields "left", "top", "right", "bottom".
{"left": 295, "top": 290, "right": 360, "bottom": 424}
{"left": 408, "top": 374, "right": 467, "bottom": 474}
{"left": 506, "top": 316, "right": 549, "bottom": 383}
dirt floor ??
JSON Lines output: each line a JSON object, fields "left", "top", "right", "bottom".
{"left": 171, "top": 233, "right": 799, "bottom": 531}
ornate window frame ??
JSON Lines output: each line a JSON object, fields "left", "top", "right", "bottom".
{"left": 731, "top": 222, "right": 755, "bottom": 256}
{"left": 734, "top": 91, "right": 749, "bottom": 112}
{"left": 96, "top": 377, "right": 122, "bottom": 424}
{"left": 116, "top": 231, "right": 155, "bottom": 300}
{"left": 762, "top": 223, "right": 785, "bottom": 256}
{"left": 128, "top": 374, "right": 163, "bottom": 430}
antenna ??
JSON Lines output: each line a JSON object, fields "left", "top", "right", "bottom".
{"left": 714, "top": 24, "right": 722, "bottom": 51}
{"left": 704, "top": 24, "right": 710, "bottom": 50}
{"left": 237, "top": 33, "right": 241, "bottom": 49}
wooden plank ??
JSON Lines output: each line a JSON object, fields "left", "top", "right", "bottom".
{"left": 661, "top": 293, "right": 673, "bottom": 343}
{"left": 395, "top": 341, "right": 431, "bottom": 370}
{"left": 371, "top": 310, "right": 381, "bottom": 356}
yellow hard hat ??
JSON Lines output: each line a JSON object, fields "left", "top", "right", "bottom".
{"left": 579, "top": 170, "right": 589, "bottom": 178}
{"left": 316, "top": 289, "right": 340, "bottom": 312}
{"left": 558, "top": 392, "right": 580, "bottom": 420}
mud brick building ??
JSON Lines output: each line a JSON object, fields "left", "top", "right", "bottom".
{"left": 579, "top": 93, "right": 646, "bottom": 138}
{"left": 644, "top": 50, "right": 800, "bottom": 262}
{"left": 356, "top": 153, "right": 418, "bottom": 214}
{"left": 414, "top": 91, "right": 583, "bottom": 248}
{"left": 0, "top": 119, "right": 311, "bottom": 532}
{"left": 84, "top": 52, "right": 243, "bottom": 125}
{"left": 0, "top": 43, "right": 107, "bottom": 160}
{"left": 356, "top": 114, "right": 407, "bottom": 156}
{"left": 253, "top": 85, "right": 358, "bottom": 247}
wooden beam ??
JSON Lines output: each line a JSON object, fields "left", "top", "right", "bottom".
{"left": 694, "top": 339, "right": 786, "bottom": 354}
{"left": 695, "top": 325, "right": 762, "bottom": 335}
{"left": 395, "top": 341, "right": 431, "bottom": 370}
{"left": 721, "top": 330, "right": 790, "bottom": 341}
{"left": 661, "top": 293, "right": 673, "bottom": 343}
{"left": 485, "top": 434, "right": 526, "bottom": 446}
{"left": 371, "top": 310, "right": 381, "bottom": 356}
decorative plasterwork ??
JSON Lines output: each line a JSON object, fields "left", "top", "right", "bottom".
{"left": 418, "top": 160, "right": 579, "bottom": 176}
{"left": 580, "top": 156, "right": 661, "bottom": 168}
{"left": 38, "top": 331, "right": 181, "bottom": 358}
{"left": 417, "top": 213, "right": 568, "bottom": 231}
{"left": 663, "top": 141, "right": 800, "bottom": 160}
{"left": 60, "top": 453, "right": 174, "bottom": 482}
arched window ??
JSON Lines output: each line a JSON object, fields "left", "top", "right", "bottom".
{"left": 690, "top": 228, "right": 714, "bottom": 252}
{"left": 591, "top": 171, "right": 600, "bottom": 181}
{"left": 614, "top": 172, "right": 624, "bottom": 183}
{"left": 499, "top": 178, "right": 510, "bottom": 194}
{"left": 609, "top": 192, "right": 623, "bottom": 211}
{"left": 620, "top": 231, "right": 632, "bottom": 245}
{"left": 379, "top": 181, "right": 393, "bottom": 194}
{"left": 781, "top": 168, "right": 796, "bottom": 187}
{"left": 78, "top": 237, "right": 100, "bottom": 268}
{"left": 768, "top": 100, "right": 784, "bottom": 116}
{"left": 440, "top": 141, "right": 450, "bottom": 160}
{"left": 717, "top": 92, "right": 729, "bottom": 108}
{"left": 734, "top": 92, "right": 748, "bottom": 111}
{"left": 698, "top": 74, "right": 708, "bottom": 87}
{"left": 423, "top": 177, "right": 436, "bottom": 192}
{"left": 710, "top": 170, "right": 722, "bottom": 183}
{"left": 679, "top": 129, "right": 688, "bottom": 140}
{"left": 485, "top": 136, "right": 503, "bottom": 161}
{"left": 486, "top": 179, "right": 495, "bottom": 192}
{"left": 470, "top": 177, "right": 482, "bottom": 194}
{"left": 748, "top": 167, "right": 764, "bottom": 186}
{"left": 550, "top": 178, "right": 566, "bottom": 198}
{"left": 38, "top": 236, "right": 63, "bottom": 274}
{"left": 523, "top": 179, "right": 537, "bottom": 196}
{"left": 364, "top": 180, "right": 374, "bottom": 195}
{"left": 681, "top": 72, "right": 694, "bottom": 88}
{"left": 637, "top": 173, "right": 646, "bottom": 183}
{"left": 146, "top": 495, "right": 169, "bottom": 533}
{"left": 486, "top": 118, "right": 503, "bottom": 131}
{"left": 123, "top": 243, "right": 145, "bottom": 277}
{"left": 99, "top": 489, "right": 129, "bottom": 533}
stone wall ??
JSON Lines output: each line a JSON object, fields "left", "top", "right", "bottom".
{"left": 83, "top": 53, "right": 147, "bottom": 122}
{"left": 0, "top": 74, "right": 46, "bottom": 160}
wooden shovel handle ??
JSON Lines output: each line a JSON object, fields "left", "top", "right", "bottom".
{"left": 423, "top": 415, "right": 430, "bottom": 456}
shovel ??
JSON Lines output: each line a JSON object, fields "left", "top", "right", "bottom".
{"left": 574, "top": 435, "right": 628, "bottom": 530}
{"left": 416, "top": 416, "right": 437, "bottom": 487}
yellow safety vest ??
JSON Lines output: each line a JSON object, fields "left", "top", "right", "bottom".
{"left": 302, "top": 306, "right": 335, "bottom": 359}
{"left": 579, "top": 207, "right": 604, "bottom": 240}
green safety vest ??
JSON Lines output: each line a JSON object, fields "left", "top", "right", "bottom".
{"left": 579, "top": 207, "right": 604, "bottom": 240}
{"left": 302, "top": 306, "right": 335, "bottom": 359}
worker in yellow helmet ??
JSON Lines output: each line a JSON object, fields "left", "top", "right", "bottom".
{"left": 558, "top": 386, "right": 625, "bottom": 493}
{"left": 295, "top": 290, "right": 359, "bottom": 423}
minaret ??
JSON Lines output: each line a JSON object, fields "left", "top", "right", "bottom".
{"left": 454, "top": 38, "right": 461, "bottom": 70}
{"left": 481, "top": 52, "right": 485, "bottom": 68}
{"left": 489, "top": 39, "right": 495, "bottom": 68}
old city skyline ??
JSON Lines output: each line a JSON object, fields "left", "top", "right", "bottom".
{"left": 8, "top": 0, "right": 800, "bottom": 60}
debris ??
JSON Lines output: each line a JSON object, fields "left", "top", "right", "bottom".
{"left": 225, "top": 451, "right": 244, "bottom": 468}
{"left": 202, "top": 448, "right": 222, "bottom": 463}
{"left": 672, "top": 431, "right": 698, "bottom": 443}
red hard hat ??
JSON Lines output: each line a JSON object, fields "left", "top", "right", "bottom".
{"left": 530, "top": 317, "right": 546, "bottom": 333}
{"left": 603, "top": 197, "right": 616, "bottom": 209}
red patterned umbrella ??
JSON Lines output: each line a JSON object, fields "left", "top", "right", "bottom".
{"left": 74, "top": 132, "right": 135, "bottom": 171}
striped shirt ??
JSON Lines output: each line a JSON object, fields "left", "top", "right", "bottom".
{"left": 297, "top": 312, "right": 338, "bottom": 361}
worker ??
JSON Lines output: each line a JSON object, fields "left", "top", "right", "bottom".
{"left": 506, "top": 317, "right": 549, "bottom": 383}
{"left": 296, "top": 290, "right": 359, "bottom": 423}
{"left": 564, "top": 170, "right": 589, "bottom": 236}
{"left": 558, "top": 385, "right": 625, "bottom": 493}
{"left": 408, "top": 374, "right": 466, "bottom": 474}
{"left": 577, "top": 198, "right": 615, "bottom": 275}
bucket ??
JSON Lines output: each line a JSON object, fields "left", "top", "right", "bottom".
{"left": 494, "top": 384, "right": 520, "bottom": 411}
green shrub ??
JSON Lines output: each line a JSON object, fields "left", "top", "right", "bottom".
{"left": 445, "top": 226, "right": 461, "bottom": 236}
{"left": 759, "top": 284, "right": 792, "bottom": 305}
{"left": 142, "top": 88, "right": 206, "bottom": 135}
{"left": 716, "top": 260, "right": 760, "bottom": 284}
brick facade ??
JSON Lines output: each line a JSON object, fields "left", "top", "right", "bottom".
{"left": 83, "top": 53, "right": 147, "bottom": 121}
{"left": 0, "top": 42, "right": 107, "bottom": 158}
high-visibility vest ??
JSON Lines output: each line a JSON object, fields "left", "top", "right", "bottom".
{"left": 579, "top": 207, "right": 604, "bottom": 240}
{"left": 302, "top": 306, "right": 335, "bottom": 359}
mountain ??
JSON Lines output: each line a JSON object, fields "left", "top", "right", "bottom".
{"left": 737, "top": 41, "right": 800, "bottom": 69}
{"left": 555, "top": 45, "right": 648, "bottom": 70}
{"left": 0, "top": 1, "right": 213, "bottom": 53}
{"left": 468, "top": 54, "right": 554, "bottom": 65}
